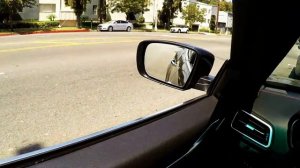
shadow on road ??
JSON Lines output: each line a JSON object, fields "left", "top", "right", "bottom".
{"left": 16, "top": 143, "right": 44, "bottom": 155}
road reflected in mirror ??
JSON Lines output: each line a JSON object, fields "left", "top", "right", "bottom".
{"left": 144, "top": 43, "right": 197, "bottom": 87}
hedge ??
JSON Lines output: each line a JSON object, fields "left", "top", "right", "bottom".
{"left": 0, "top": 21, "right": 60, "bottom": 29}
{"left": 199, "top": 27, "right": 210, "bottom": 32}
{"left": 81, "top": 21, "right": 99, "bottom": 29}
{"left": 133, "top": 23, "right": 145, "bottom": 28}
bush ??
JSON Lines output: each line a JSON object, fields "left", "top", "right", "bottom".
{"left": 133, "top": 23, "right": 145, "bottom": 28}
{"left": 14, "top": 22, "right": 38, "bottom": 28}
{"left": 47, "top": 14, "right": 56, "bottom": 21}
{"left": 81, "top": 15, "right": 89, "bottom": 22}
{"left": 82, "top": 21, "right": 99, "bottom": 29}
{"left": 137, "top": 15, "right": 145, "bottom": 23}
{"left": 34, "top": 21, "right": 60, "bottom": 28}
{"left": 199, "top": 27, "right": 210, "bottom": 32}
{"left": 47, "top": 21, "right": 60, "bottom": 27}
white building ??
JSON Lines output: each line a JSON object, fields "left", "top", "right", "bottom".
{"left": 218, "top": 11, "right": 233, "bottom": 28}
{"left": 19, "top": 0, "right": 231, "bottom": 30}
{"left": 19, "top": 0, "right": 126, "bottom": 26}
{"left": 217, "top": 11, "right": 233, "bottom": 33}
{"left": 172, "top": 0, "right": 217, "bottom": 29}
{"left": 39, "top": 0, "right": 75, "bottom": 20}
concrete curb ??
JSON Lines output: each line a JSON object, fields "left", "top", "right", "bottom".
{"left": 0, "top": 33, "right": 16, "bottom": 37}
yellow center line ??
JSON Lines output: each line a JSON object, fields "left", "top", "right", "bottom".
{"left": 0, "top": 37, "right": 144, "bottom": 46}
{"left": 34, "top": 41, "right": 81, "bottom": 45}
{"left": 0, "top": 40, "right": 140, "bottom": 53}
{"left": 0, "top": 44, "right": 77, "bottom": 53}
{"left": 34, "top": 36, "right": 147, "bottom": 43}
{"left": 54, "top": 36, "right": 143, "bottom": 41}
{"left": 0, "top": 35, "right": 197, "bottom": 47}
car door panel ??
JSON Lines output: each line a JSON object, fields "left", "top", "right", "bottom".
{"left": 3, "top": 95, "right": 218, "bottom": 167}
{"left": 115, "top": 21, "right": 122, "bottom": 30}
{"left": 121, "top": 21, "right": 127, "bottom": 30}
{"left": 112, "top": 21, "right": 118, "bottom": 30}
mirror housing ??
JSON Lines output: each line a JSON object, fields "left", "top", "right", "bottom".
{"left": 136, "top": 40, "right": 215, "bottom": 90}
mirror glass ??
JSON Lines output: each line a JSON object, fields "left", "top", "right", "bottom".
{"left": 144, "top": 43, "right": 197, "bottom": 87}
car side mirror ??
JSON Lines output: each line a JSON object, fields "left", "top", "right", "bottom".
{"left": 136, "top": 40, "right": 215, "bottom": 90}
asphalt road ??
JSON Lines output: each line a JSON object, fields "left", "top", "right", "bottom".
{"left": 0, "top": 32, "right": 231, "bottom": 159}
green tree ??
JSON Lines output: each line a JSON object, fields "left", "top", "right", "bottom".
{"left": 199, "top": 0, "right": 232, "bottom": 12}
{"left": 198, "top": 0, "right": 220, "bottom": 6}
{"left": 0, "top": 0, "right": 36, "bottom": 30}
{"left": 208, "top": 0, "right": 219, "bottom": 5}
{"left": 209, "top": 15, "right": 216, "bottom": 31}
{"left": 159, "top": 0, "right": 182, "bottom": 29}
{"left": 198, "top": 0, "right": 210, "bottom": 4}
{"left": 80, "top": 15, "right": 89, "bottom": 22}
{"left": 198, "top": 0, "right": 219, "bottom": 5}
{"left": 137, "top": 15, "right": 145, "bottom": 23}
{"left": 108, "top": 0, "right": 149, "bottom": 20}
{"left": 182, "top": 4, "right": 205, "bottom": 29}
{"left": 219, "top": 0, "right": 232, "bottom": 12}
{"left": 65, "top": 0, "right": 90, "bottom": 28}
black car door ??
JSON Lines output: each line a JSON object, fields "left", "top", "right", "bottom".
{"left": 1, "top": 94, "right": 219, "bottom": 168}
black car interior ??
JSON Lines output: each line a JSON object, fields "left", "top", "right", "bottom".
{"left": 2, "top": 0, "right": 300, "bottom": 168}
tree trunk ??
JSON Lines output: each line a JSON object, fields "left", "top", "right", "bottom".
{"left": 98, "top": 0, "right": 106, "bottom": 24}
{"left": 99, "top": 11, "right": 103, "bottom": 24}
{"left": 76, "top": 14, "right": 81, "bottom": 28}
{"left": 98, "top": 0, "right": 102, "bottom": 24}
{"left": 167, "top": 8, "right": 172, "bottom": 29}
{"left": 9, "top": 13, "right": 13, "bottom": 32}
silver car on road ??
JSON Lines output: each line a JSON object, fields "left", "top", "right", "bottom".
{"left": 170, "top": 25, "right": 189, "bottom": 33}
{"left": 97, "top": 20, "right": 133, "bottom": 32}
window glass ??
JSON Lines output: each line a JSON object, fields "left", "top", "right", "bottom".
{"left": 40, "top": 4, "right": 56, "bottom": 13}
{"left": 93, "top": 5, "right": 97, "bottom": 15}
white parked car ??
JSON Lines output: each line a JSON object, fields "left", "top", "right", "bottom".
{"left": 170, "top": 25, "right": 189, "bottom": 33}
{"left": 97, "top": 20, "right": 133, "bottom": 32}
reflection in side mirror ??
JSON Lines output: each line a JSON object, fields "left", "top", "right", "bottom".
{"left": 144, "top": 43, "right": 196, "bottom": 87}
{"left": 137, "top": 40, "right": 215, "bottom": 91}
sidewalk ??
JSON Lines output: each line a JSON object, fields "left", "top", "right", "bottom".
{"left": 0, "top": 28, "right": 90, "bottom": 37}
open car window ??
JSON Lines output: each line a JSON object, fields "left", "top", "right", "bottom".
{"left": 267, "top": 37, "right": 300, "bottom": 91}
{"left": 0, "top": 0, "right": 232, "bottom": 163}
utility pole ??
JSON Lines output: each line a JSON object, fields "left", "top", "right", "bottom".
{"left": 153, "top": 0, "right": 158, "bottom": 31}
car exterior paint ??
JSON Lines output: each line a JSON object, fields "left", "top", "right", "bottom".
{"left": 97, "top": 20, "right": 133, "bottom": 32}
